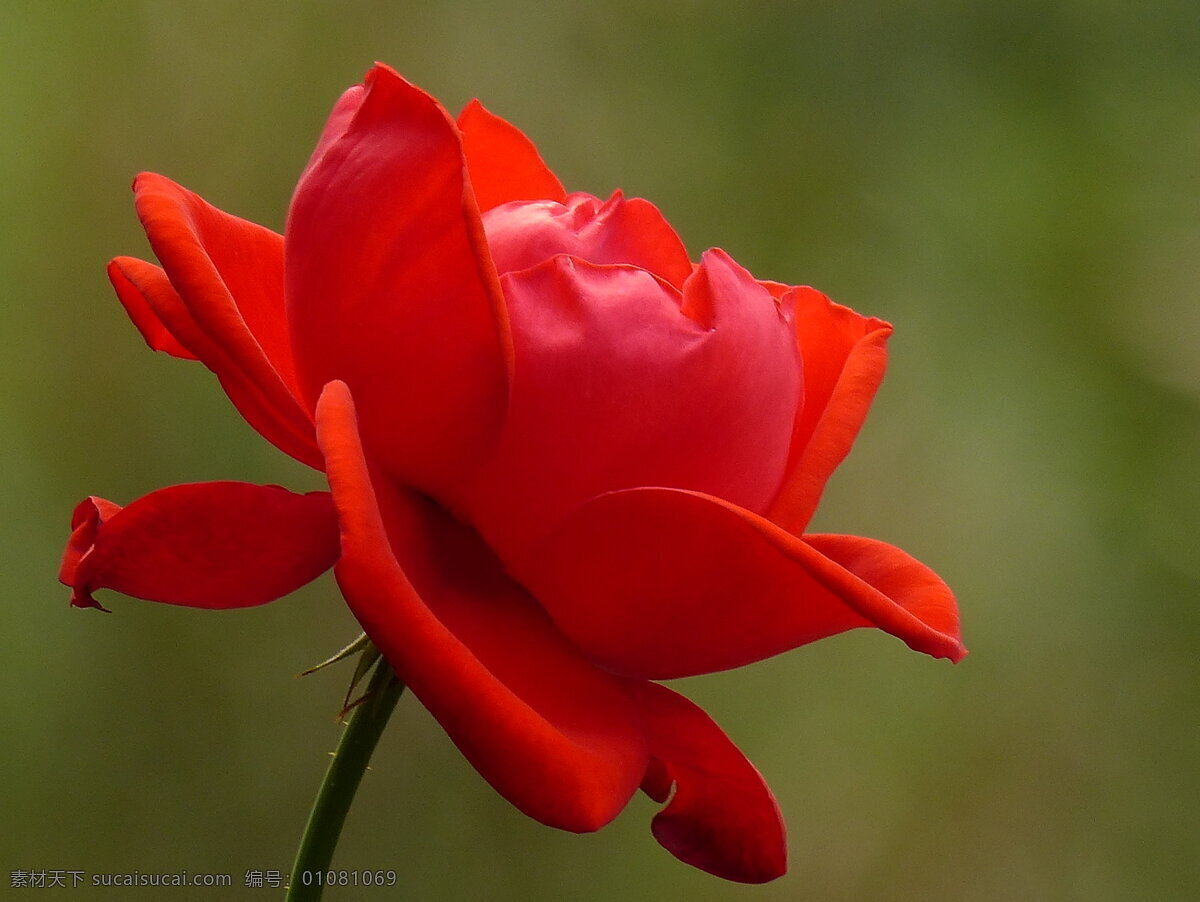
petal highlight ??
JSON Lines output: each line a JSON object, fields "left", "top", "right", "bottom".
{"left": 314, "top": 380, "right": 647, "bottom": 832}
{"left": 287, "top": 64, "right": 512, "bottom": 494}
{"left": 457, "top": 98, "right": 567, "bottom": 212}
{"left": 62, "top": 483, "right": 339, "bottom": 610}
{"left": 516, "top": 487, "right": 966, "bottom": 680}
{"left": 630, "top": 682, "right": 787, "bottom": 883}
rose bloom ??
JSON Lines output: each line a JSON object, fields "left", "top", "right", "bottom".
{"left": 61, "top": 64, "right": 964, "bottom": 883}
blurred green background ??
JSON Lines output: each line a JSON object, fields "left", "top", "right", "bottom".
{"left": 3, "top": 1, "right": 1198, "bottom": 899}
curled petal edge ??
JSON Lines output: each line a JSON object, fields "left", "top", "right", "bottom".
{"left": 314, "top": 379, "right": 648, "bottom": 833}
{"left": 517, "top": 487, "right": 965, "bottom": 681}
{"left": 769, "top": 287, "right": 892, "bottom": 533}
{"left": 630, "top": 681, "right": 787, "bottom": 883}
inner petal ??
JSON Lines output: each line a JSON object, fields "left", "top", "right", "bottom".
{"left": 483, "top": 192, "right": 693, "bottom": 288}
{"left": 448, "top": 250, "right": 801, "bottom": 562}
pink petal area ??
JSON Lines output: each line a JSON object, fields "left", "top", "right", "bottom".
{"left": 483, "top": 191, "right": 693, "bottom": 288}
{"left": 456, "top": 250, "right": 800, "bottom": 562}
{"left": 314, "top": 380, "right": 647, "bottom": 832}
{"left": 630, "top": 682, "right": 787, "bottom": 883}
{"left": 768, "top": 287, "right": 892, "bottom": 533}
{"left": 515, "top": 487, "right": 965, "bottom": 681}
{"left": 457, "top": 98, "right": 566, "bottom": 212}
{"left": 61, "top": 483, "right": 339, "bottom": 610}
{"left": 287, "top": 63, "right": 512, "bottom": 495}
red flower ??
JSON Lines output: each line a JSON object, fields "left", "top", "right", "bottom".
{"left": 62, "top": 63, "right": 964, "bottom": 883}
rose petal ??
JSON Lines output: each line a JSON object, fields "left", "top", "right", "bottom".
{"left": 515, "top": 486, "right": 966, "bottom": 680}
{"left": 767, "top": 287, "right": 892, "bottom": 533}
{"left": 630, "top": 681, "right": 787, "bottom": 884}
{"left": 300, "top": 84, "right": 367, "bottom": 184}
{"left": 106, "top": 258, "right": 198, "bottom": 359}
{"left": 62, "top": 483, "right": 340, "bottom": 610}
{"left": 286, "top": 63, "right": 512, "bottom": 495}
{"left": 60, "top": 496, "right": 124, "bottom": 610}
{"left": 455, "top": 249, "right": 800, "bottom": 561}
{"left": 483, "top": 191, "right": 694, "bottom": 288}
{"left": 133, "top": 173, "right": 302, "bottom": 395}
{"left": 314, "top": 380, "right": 647, "bottom": 832}
{"left": 122, "top": 175, "right": 322, "bottom": 468}
{"left": 457, "top": 98, "right": 566, "bottom": 212}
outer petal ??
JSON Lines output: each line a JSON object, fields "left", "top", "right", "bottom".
{"left": 457, "top": 98, "right": 567, "bottom": 212}
{"left": 456, "top": 250, "right": 800, "bottom": 561}
{"left": 107, "top": 258, "right": 197, "bottom": 359}
{"left": 630, "top": 682, "right": 786, "bottom": 884}
{"left": 122, "top": 175, "right": 322, "bottom": 468}
{"left": 60, "top": 496, "right": 123, "bottom": 610}
{"left": 514, "top": 487, "right": 965, "bottom": 680}
{"left": 61, "top": 483, "right": 339, "bottom": 610}
{"left": 133, "top": 174, "right": 299, "bottom": 390}
{"left": 314, "top": 380, "right": 647, "bottom": 832}
{"left": 299, "top": 84, "right": 367, "bottom": 184}
{"left": 287, "top": 63, "right": 512, "bottom": 494}
{"left": 768, "top": 287, "right": 892, "bottom": 533}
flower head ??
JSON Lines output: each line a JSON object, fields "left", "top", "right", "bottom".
{"left": 63, "top": 63, "right": 964, "bottom": 883}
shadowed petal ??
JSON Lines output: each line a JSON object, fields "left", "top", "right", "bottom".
{"left": 287, "top": 63, "right": 512, "bottom": 494}
{"left": 457, "top": 98, "right": 566, "bottom": 212}
{"left": 314, "top": 380, "right": 647, "bottom": 832}
{"left": 630, "top": 682, "right": 786, "bottom": 884}
{"left": 515, "top": 487, "right": 965, "bottom": 680}
{"left": 61, "top": 483, "right": 339, "bottom": 610}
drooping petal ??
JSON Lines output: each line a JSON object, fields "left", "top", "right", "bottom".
{"left": 455, "top": 250, "right": 800, "bottom": 562}
{"left": 483, "top": 191, "right": 693, "bottom": 288}
{"left": 314, "top": 380, "right": 647, "bottom": 832}
{"left": 457, "top": 98, "right": 566, "bottom": 212}
{"left": 803, "top": 532, "right": 964, "bottom": 649}
{"left": 630, "top": 682, "right": 786, "bottom": 884}
{"left": 133, "top": 172, "right": 301, "bottom": 395}
{"left": 61, "top": 483, "right": 340, "bottom": 610}
{"left": 124, "top": 175, "right": 322, "bottom": 468}
{"left": 287, "top": 63, "right": 512, "bottom": 495}
{"left": 514, "top": 487, "right": 965, "bottom": 681}
{"left": 106, "top": 258, "right": 197, "bottom": 360}
{"left": 767, "top": 287, "right": 892, "bottom": 533}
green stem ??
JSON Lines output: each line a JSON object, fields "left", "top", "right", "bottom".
{"left": 286, "top": 659, "right": 405, "bottom": 901}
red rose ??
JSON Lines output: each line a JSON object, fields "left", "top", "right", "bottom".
{"left": 62, "top": 63, "right": 964, "bottom": 883}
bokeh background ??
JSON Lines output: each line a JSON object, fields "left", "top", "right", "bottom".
{"left": 3, "top": 2, "right": 1198, "bottom": 899}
